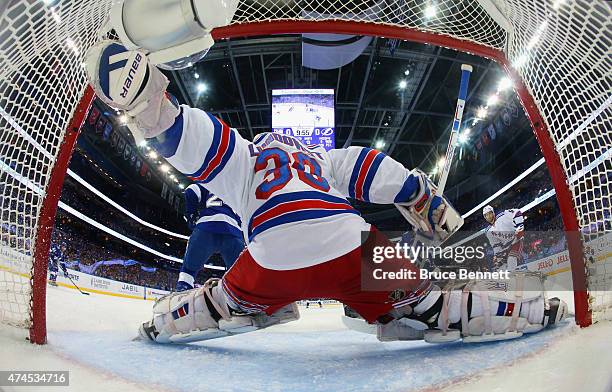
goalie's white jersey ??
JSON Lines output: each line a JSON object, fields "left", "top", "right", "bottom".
{"left": 153, "top": 106, "right": 423, "bottom": 270}
{"left": 485, "top": 209, "right": 525, "bottom": 256}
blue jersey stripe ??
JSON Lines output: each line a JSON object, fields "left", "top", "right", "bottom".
{"left": 362, "top": 152, "right": 386, "bottom": 202}
{"left": 348, "top": 149, "right": 369, "bottom": 199}
{"left": 251, "top": 191, "right": 353, "bottom": 220}
{"left": 249, "top": 208, "right": 360, "bottom": 241}
{"left": 201, "top": 129, "right": 236, "bottom": 184}
{"left": 187, "top": 113, "right": 223, "bottom": 178}
{"left": 154, "top": 110, "right": 184, "bottom": 158}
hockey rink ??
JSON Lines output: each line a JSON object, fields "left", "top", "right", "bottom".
{"left": 1, "top": 285, "right": 611, "bottom": 392}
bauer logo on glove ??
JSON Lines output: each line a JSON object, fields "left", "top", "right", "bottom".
{"left": 86, "top": 42, "right": 148, "bottom": 109}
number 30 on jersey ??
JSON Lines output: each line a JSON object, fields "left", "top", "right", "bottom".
{"left": 254, "top": 148, "right": 330, "bottom": 199}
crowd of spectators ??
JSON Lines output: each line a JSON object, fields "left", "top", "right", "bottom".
{"left": 49, "top": 210, "right": 225, "bottom": 291}
{"left": 51, "top": 218, "right": 179, "bottom": 291}
{"left": 60, "top": 176, "right": 187, "bottom": 258}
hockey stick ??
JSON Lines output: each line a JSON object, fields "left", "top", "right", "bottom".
{"left": 63, "top": 271, "right": 90, "bottom": 295}
{"left": 395, "top": 64, "right": 472, "bottom": 235}
{"left": 436, "top": 64, "right": 473, "bottom": 195}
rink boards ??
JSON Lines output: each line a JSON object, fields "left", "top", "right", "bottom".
{"left": 1, "top": 233, "right": 610, "bottom": 309}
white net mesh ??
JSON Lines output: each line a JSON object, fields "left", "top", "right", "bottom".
{"left": 0, "top": 0, "right": 610, "bottom": 337}
{"left": 0, "top": 0, "right": 112, "bottom": 331}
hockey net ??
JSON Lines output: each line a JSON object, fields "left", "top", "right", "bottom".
{"left": 0, "top": 0, "right": 610, "bottom": 343}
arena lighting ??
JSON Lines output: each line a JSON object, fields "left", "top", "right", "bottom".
{"left": 148, "top": 150, "right": 159, "bottom": 159}
{"left": 476, "top": 106, "right": 488, "bottom": 119}
{"left": 513, "top": 54, "right": 529, "bottom": 68}
{"left": 194, "top": 72, "right": 199, "bottom": 79}
{"left": 458, "top": 133, "right": 469, "bottom": 144}
{"left": 197, "top": 82, "right": 207, "bottom": 93}
{"left": 497, "top": 77, "right": 512, "bottom": 92}
{"left": 65, "top": 38, "right": 79, "bottom": 55}
{"left": 553, "top": 0, "right": 566, "bottom": 9}
{"left": 528, "top": 22, "right": 549, "bottom": 50}
{"left": 486, "top": 94, "right": 499, "bottom": 106}
{"left": 375, "top": 140, "right": 385, "bottom": 149}
{"left": 424, "top": 4, "right": 436, "bottom": 19}
{"left": 437, "top": 157, "right": 446, "bottom": 168}
{"left": 398, "top": 80, "right": 408, "bottom": 89}
{"left": 404, "top": 69, "right": 410, "bottom": 76}
{"left": 51, "top": 9, "right": 61, "bottom": 23}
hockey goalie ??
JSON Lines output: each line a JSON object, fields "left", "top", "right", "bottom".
{"left": 83, "top": 41, "right": 567, "bottom": 345}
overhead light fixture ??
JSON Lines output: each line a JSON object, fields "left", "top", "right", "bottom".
{"left": 486, "top": 94, "right": 499, "bottom": 106}
{"left": 458, "top": 133, "right": 469, "bottom": 144}
{"left": 513, "top": 54, "right": 529, "bottom": 68}
{"left": 197, "top": 82, "right": 207, "bottom": 93}
{"left": 404, "top": 69, "right": 410, "bottom": 76}
{"left": 424, "top": 4, "right": 436, "bottom": 19}
{"left": 553, "top": 0, "right": 565, "bottom": 9}
{"left": 476, "top": 107, "right": 488, "bottom": 119}
{"left": 194, "top": 73, "right": 199, "bottom": 79}
{"left": 497, "top": 77, "right": 512, "bottom": 92}
{"left": 398, "top": 80, "right": 408, "bottom": 89}
{"left": 375, "top": 140, "right": 385, "bottom": 149}
{"left": 437, "top": 157, "right": 446, "bottom": 168}
{"left": 65, "top": 38, "right": 79, "bottom": 55}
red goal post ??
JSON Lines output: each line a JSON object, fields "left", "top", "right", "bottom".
{"left": 0, "top": 0, "right": 609, "bottom": 344}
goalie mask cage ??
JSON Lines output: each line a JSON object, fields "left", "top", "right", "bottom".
{"left": 0, "top": 0, "right": 610, "bottom": 344}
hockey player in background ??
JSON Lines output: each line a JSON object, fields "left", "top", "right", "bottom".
{"left": 84, "top": 41, "right": 567, "bottom": 345}
{"left": 176, "top": 183, "right": 245, "bottom": 291}
{"left": 483, "top": 205, "right": 525, "bottom": 271}
{"left": 48, "top": 241, "right": 67, "bottom": 286}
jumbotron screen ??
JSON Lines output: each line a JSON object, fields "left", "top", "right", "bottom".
{"left": 272, "top": 89, "right": 335, "bottom": 151}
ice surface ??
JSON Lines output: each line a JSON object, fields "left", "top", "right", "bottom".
{"left": 1, "top": 285, "right": 611, "bottom": 392}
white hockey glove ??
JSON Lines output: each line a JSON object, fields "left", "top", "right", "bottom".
{"left": 395, "top": 169, "right": 464, "bottom": 245}
{"left": 84, "top": 40, "right": 180, "bottom": 144}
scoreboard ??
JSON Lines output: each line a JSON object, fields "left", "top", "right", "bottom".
{"left": 271, "top": 89, "right": 335, "bottom": 151}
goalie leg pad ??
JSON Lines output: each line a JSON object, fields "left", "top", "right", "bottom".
{"left": 139, "top": 278, "right": 232, "bottom": 344}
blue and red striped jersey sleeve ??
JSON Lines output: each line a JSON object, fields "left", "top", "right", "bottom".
{"left": 327, "top": 146, "right": 421, "bottom": 204}
{"left": 150, "top": 106, "right": 251, "bottom": 216}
